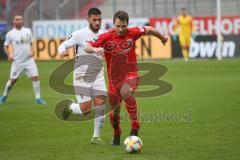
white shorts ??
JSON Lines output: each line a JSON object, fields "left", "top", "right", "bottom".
{"left": 10, "top": 60, "right": 39, "bottom": 79}
{"left": 74, "top": 75, "right": 107, "bottom": 103}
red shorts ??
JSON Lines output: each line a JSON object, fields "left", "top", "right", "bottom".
{"left": 108, "top": 72, "right": 139, "bottom": 106}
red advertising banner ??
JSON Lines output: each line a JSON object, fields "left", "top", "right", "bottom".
{"left": 150, "top": 16, "right": 240, "bottom": 36}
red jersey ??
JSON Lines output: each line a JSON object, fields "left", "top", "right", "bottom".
{"left": 89, "top": 26, "right": 146, "bottom": 85}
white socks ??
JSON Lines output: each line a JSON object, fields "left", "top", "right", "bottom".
{"left": 3, "top": 80, "right": 12, "bottom": 96}
{"left": 3, "top": 80, "right": 41, "bottom": 100}
{"left": 69, "top": 103, "right": 105, "bottom": 138}
{"left": 2, "top": 80, "right": 41, "bottom": 99}
{"left": 70, "top": 103, "right": 82, "bottom": 114}
{"left": 32, "top": 80, "right": 41, "bottom": 99}
{"left": 93, "top": 105, "right": 105, "bottom": 138}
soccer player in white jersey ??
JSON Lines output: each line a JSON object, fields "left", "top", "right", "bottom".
{"left": 0, "top": 15, "right": 46, "bottom": 105}
{"left": 57, "top": 8, "right": 106, "bottom": 144}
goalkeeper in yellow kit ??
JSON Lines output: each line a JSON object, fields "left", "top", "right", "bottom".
{"left": 173, "top": 8, "right": 196, "bottom": 61}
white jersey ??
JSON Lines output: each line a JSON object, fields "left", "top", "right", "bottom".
{"left": 58, "top": 27, "right": 107, "bottom": 102}
{"left": 58, "top": 27, "right": 104, "bottom": 77}
{"left": 4, "top": 27, "right": 34, "bottom": 64}
{"left": 58, "top": 26, "right": 103, "bottom": 57}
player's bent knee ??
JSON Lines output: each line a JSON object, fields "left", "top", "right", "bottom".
{"left": 80, "top": 101, "right": 92, "bottom": 115}
{"left": 120, "top": 84, "right": 132, "bottom": 99}
{"left": 31, "top": 76, "right": 39, "bottom": 81}
{"left": 94, "top": 95, "right": 106, "bottom": 106}
{"left": 10, "top": 79, "right": 18, "bottom": 85}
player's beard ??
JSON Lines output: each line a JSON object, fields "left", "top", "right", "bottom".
{"left": 89, "top": 24, "right": 100, "bottom": 33}
{"left": 117, "top": 31, "right": 126, "bottom": 36}
{"left": 118, "top": 32, "right": 124, "bottom": 36}
{"left": 15, "top": 24, "right": 22, "bottom": 30}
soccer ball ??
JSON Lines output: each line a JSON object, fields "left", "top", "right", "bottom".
{"left": 123, "top": 136, "right": 143, "bottom": 153}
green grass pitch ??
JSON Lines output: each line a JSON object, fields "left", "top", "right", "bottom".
{"left": 0, "top": 59, "right": 239, "bottom": 160}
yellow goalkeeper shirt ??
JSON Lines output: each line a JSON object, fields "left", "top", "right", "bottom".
{"left": 176, "top": 15, "right": 194, "bottom": 36}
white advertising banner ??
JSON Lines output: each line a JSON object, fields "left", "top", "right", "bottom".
{"left": 33, "top": 18, "right": 148, "bottom": 39}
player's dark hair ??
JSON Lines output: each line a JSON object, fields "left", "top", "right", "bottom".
{"left": 88, "top": 8, "right": 101, "bottom": 17}
{"left": 113, "top": 10, "right": 129, "bottom": 24}
{"left": 181, "top": 7, "right": 186, "bottom": 11}
{"left": 13, "top": 14, "right": 23, "bottom": 20}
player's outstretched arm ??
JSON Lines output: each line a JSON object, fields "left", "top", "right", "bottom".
{"left": 84, "top": 43, "right": 105, "bottom": 55}
{"left": 145, "top": 26, "right": 168, "bottom": 45}
{"left": 58, "top": 32, "right": 80, "bottom": 58}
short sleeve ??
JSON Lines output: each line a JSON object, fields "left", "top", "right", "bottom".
{"left": 59, "top": 30, "right": 88, "bottom": 54}
{"left": 131, "top": 26, "right": 147, "bottom": 39}
{"left": 4, "top": 32, "right": 11, "bottom": 46}
{"left": 65, "top": 31, "right": 80, "bottom": 46}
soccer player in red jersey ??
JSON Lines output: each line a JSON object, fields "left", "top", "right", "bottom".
{"left": 85, "top": 10, "right": 168, "bottom": 145}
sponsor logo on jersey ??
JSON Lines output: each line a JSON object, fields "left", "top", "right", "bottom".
{"left": 93, "top": 36, "right": 99, "bottom": 42}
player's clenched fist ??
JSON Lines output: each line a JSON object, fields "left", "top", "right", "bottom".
{"left": 161, "top": 36, "right": 168, "bottom": 46}
{"left": 93, "top": 47, "right": 105, "bottom": 55}
{"left": 7, "top": 55, "right": 14, "bottom": 62}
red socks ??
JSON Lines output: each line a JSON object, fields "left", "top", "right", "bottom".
{"left": 124, "top": 95, "right": 140, "bottom": 130}
{"left": 109, "top": 95, "right": 140, "bottom": 136}
{"left": 109, "top": 110, "right": 122, "bottom": 136}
